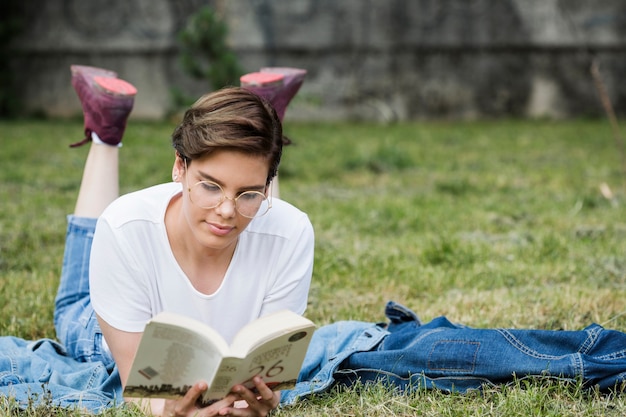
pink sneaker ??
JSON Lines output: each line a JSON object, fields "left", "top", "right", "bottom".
{"left": 240, "top": 72, "right": 285, "bottom": 116}
{"left": 70, "top": 65, "right": 137, "bottom": 147}
{"left": 259, "top": 67, "right": 306, "bottom": 121}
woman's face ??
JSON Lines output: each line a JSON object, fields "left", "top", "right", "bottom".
{"left": 179, "top": 149, "right": 270, "bottom": 254}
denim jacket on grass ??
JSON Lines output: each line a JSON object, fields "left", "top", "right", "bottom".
{"left": 282, "top": 300, "right": 626, "bottom": 404}
{"left": 0, "top": 336, "right": 122, "bottom": 413}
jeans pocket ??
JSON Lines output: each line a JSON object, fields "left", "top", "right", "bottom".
{"left": 428, "top": 340, "right": 480, "bottom": 373}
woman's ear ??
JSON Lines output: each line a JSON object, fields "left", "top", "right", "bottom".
{"left": 266, "top": 179, "right": 274, "bottom": 197}
{"left": 172, "top": 153, "right": 184, "bottom": 182}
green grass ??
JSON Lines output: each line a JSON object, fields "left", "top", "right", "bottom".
{"left": 1, "top": 118, "right": 626, "bottom": 415}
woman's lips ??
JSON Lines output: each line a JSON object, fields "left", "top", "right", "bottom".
{"left": 207, "top": 222, "right": 234, "bottom": 236}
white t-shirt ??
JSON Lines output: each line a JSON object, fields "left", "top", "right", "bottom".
{"left": 89, "top": 183, "right": 314, "bottom": 344}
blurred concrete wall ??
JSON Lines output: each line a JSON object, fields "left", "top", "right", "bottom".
{"left": 9, "top": 0, "right": 626, "bottom": 121}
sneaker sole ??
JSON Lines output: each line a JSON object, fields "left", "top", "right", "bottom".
{"left": 240, "top": 72, "right": 284, "bottom": 87}
{"left": 94, "top": 76, "right": 137, "bottom": 97}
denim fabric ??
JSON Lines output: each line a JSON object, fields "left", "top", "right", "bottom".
{"left": 0, "top": 337, "right": 122, "bottom": 412}
{"left": 280, "top": 318, "right": 389, "bottom": 404}
{"left": 54, "top": 216, "right": 113, "bottom": 365}
{"left": 282, "top": 301, "right": 626, "bottom": 404}
{"left": 0, "top": 216, "right": 121, "bottom": 413}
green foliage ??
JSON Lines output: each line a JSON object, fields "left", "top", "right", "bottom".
{"left": 2, "top": 118, "right": 626, "bottom": 415}
{"left": 177, "top": 6, "right": 243, "bottom": 94}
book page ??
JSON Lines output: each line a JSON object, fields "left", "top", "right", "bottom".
{"left": 230, "top": 310, "right": 315, "bottom": 356}
{"left": 200, "top": 318, "right": 314, "bottom": 404}
{"left": 124, "top": 319, "right": 226, "bottom": 400}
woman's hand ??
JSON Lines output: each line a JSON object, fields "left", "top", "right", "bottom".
{"left": 218, "top": 376, "right": 281, "bottom": 416}
{"left": 162, "top": 377, "right": 280, "bottom": 417}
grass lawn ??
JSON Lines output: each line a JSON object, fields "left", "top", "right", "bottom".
{"left": 1, "top": 117, "right": 626, "bottom": 415}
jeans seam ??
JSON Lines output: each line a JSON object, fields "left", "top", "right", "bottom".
{"left": 595, "top": 348, "right": 626, "bottom": 361}
{"left": 380, "top": 327, "right": 449, "bottom": 351}
{"left": 496, "top": 329, "right": 566, "bottom": 360}
{"left": 573, "top": 352, "right": 584, "bottom": 381}
{"left": 578, "top": 326, "right": 601, "bottom": 355}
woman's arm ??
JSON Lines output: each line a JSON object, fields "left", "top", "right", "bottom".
{"left": 97, "top": 315, "right": 172, "bottom": 415}
{"left": 96, "top": 314, "right": 142, "bottom": 387}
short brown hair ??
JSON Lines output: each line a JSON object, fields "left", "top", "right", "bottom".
{"left": 172, "top": 87, "right": 284, "bottom": 184}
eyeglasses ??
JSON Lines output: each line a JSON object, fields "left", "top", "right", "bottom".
{"left": 184, "top": 161, "right": 271, "bottom": 219}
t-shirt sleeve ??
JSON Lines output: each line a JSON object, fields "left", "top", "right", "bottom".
{"left": 259, "top": 213, "right": 314, "bottom": 317}
{"left": 89, "top": 216, "right": 153, "bottom": 333}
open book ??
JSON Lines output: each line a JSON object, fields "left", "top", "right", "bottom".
{"left": 123, "top": 310, "right": 315, "bottom": 406}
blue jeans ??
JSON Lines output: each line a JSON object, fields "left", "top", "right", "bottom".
{"left": 1, "top": 216, "right": 121, "bottom": 412}
{"left": 282, "top": 302, "right": 626, "bottom": 404}
{"left": 0, "top": 337, "right": 121, "bottom": 412}
{"left": 54, "top": 216, "right": 114, "bottom": 365}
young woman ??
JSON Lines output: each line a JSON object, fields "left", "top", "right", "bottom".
{"left": 54, "top": 65, "right": 314, "bottom": 416}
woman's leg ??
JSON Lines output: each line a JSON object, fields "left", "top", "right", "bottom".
{"left": 54, "top": 66, "right": 136, "bottom": 364}
{"left": 53, "top": 143, "right": 119, "bottom": 364}
{"left": 74, "top": 143, "right": 119, "bottom": 218}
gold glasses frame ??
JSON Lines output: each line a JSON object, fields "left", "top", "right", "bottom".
{"left": 183, "top": 159, "right": 272, "bottom": 219}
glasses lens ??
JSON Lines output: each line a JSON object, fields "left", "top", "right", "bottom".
{"left": 237, "top": 191, "right": 269, "bottom": 218}
{"left": 190, "top": 181, "right": 223, "bottom": 209}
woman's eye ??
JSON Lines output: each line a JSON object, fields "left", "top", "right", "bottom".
{"left": 201, "top": 182, "right": 221, "bottom": 193}
{"left": 240, "top": 192, "right": 262, "bottom": 201}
